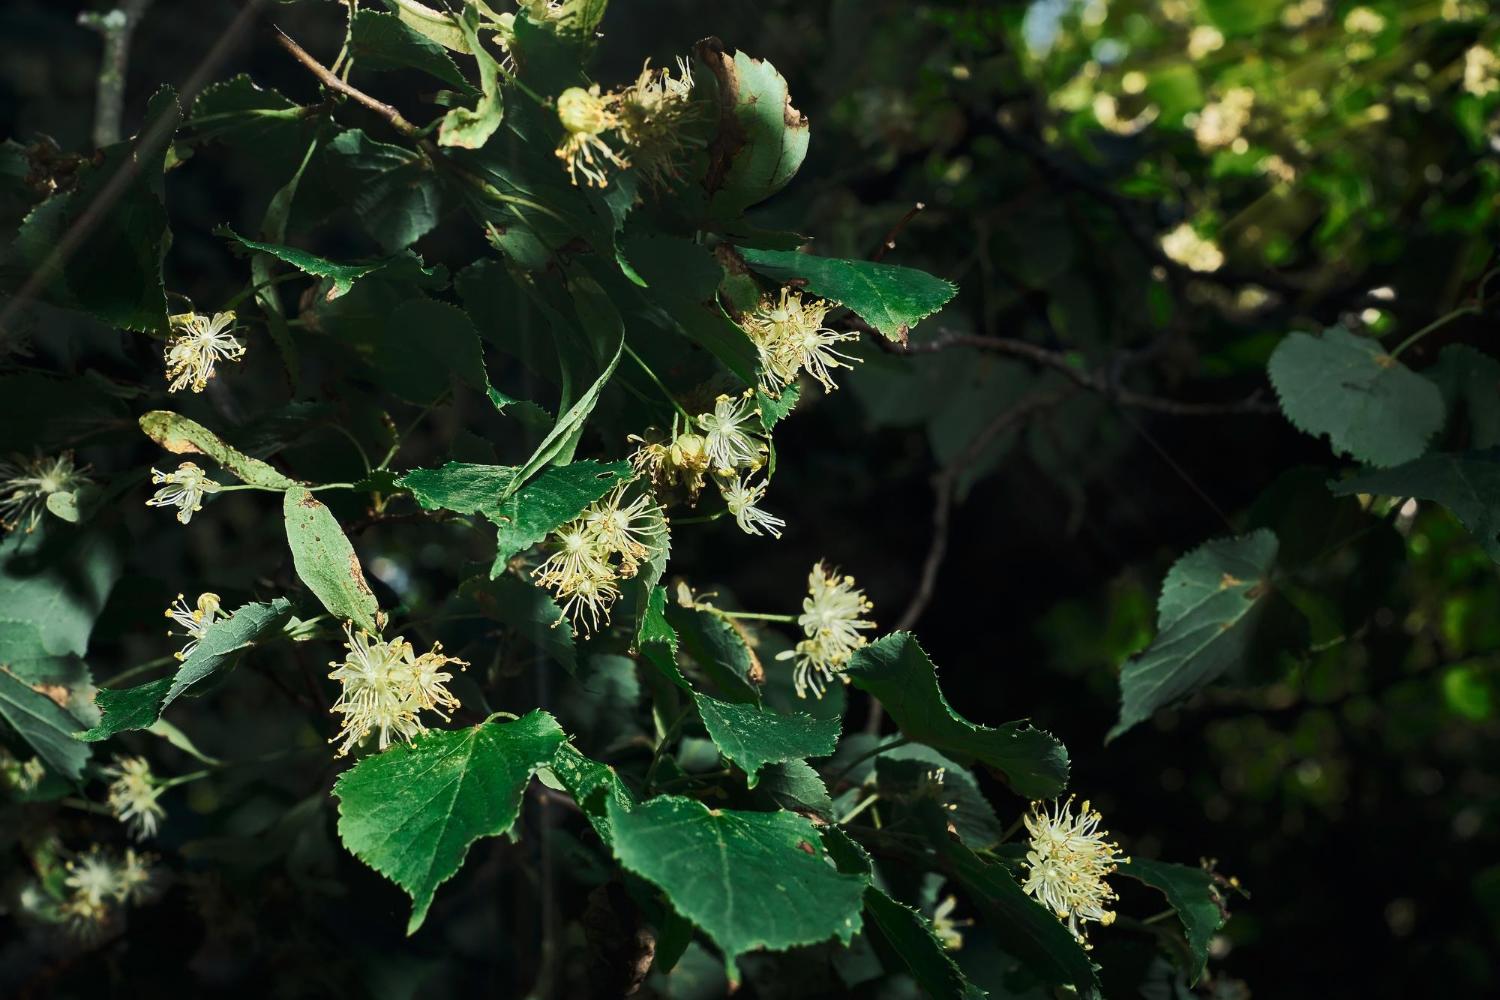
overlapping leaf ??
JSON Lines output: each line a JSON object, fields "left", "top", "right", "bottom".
{"left": 283, "top": 488, "right": 382, "bottom": 635}
{"left": 1119, "top": 859, "right": 1226, "bottom": 985}
{"left": 844, "top": 632, "right": 1068, "bottom": 798}
{"left": 1330, "top": 451, "right": 1500, "bottom": 563}
{"left": 334, "top": 711, "right": 566, "bottom": 933}
{"left": 694, "top": 693, "right": 840, "bottom": 786}
{"left": 1108, "top": 530, "right": 1279, "bottom": 741}
{"left": 1268, "top": 327, "right": 1444, "bottom": 467}
{"left": 606, "top": 795, "right": 867, "bottom": 981}
{"left": 738, "top": 247, "right": 957, "bottom": 343}
{"left": 140, "top": 411, "right": 298, "bottom": 489}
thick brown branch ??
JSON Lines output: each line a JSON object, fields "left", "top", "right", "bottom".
{"left": 274, "top": 27, "right": 421, "bottom": 138}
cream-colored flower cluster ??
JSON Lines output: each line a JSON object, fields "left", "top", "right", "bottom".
{"left": 57, "top": 845, "right": 158, "bottom": 941}
{"left": 1191, "top": 86, "right": 1254, "bottom": 151}
{"left": 555, "top": 59, "right": 702, "bottom": 188}
{"left": 1159, "top": 222, "right": 1225, "bottom": 273}
{"left": 103, "top": 755, "right": 167, "bottom": 840}
{"left": 631, "top": 394, "right": 784, "bottom": 540}
{"left": 533, "top": 484, "right": 665, "bottom": 635}
{"left": 1465, "top": 46, "right": 1500, "bottom": 98}
{"left": 629, "top": 419, "right": 712, "bottom": 504}
{"left": 776, "top": 562, "right": 876, "bottom": 699}
{"left": 328, "top": 625, "right": 467, "bottom": 756}
{"left": 0, "top": 450, "right": 91, "bottom": 533}
{"left": 0, "top": 749, "right": 46, "bottom": 793}
{"left": 165, "top": 310, "right": 244, "bottom": 394}
{"left": 740, "top": 288, "right": 861, "bottom": 395}
{"left": 1021, "top": 796, "right": 1128, "bottom": 948}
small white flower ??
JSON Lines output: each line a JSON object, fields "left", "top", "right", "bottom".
{"left": 556, "top": 572, "right": 621, "bottom": 636}
{"left": 1, "top": 751, "right": 47, "bottom": 792}
{"left": 146, "top": 461, "right": 221, "bottom": 524}
{"left": 798, "top": 562, "right": 876, "bottom": 654}
{"left": 777, "top": 562, "right": 876, "bottom": 699}
{"left": 696, "top": 393, "right": 765, "bottom": 472}
{"left": 1021, "top": 796, "right": 1128, "bottom": 948}
{"left": 165, "top": 311, "right": 245, "bottom": 393}
{"left": 1343, "top": 6, "right": 1386, "bottom": 33}
{"left": 164, "top": 592, "right": 225, "bottom": 661}
{"left": 103, "top": 755, "right": 166, "bottom": 840}
{"left": 534, "top": 521, "right": 614, "bottom": 594}
{"left": 629, "top": 423, "right": 711, "bottom": 502}
{"left": 64, "top": 847, "right": 123, "bottom": 905}
{"left": 328, "top": 625, "right": 467, "bottom": 757}
{"left": 1186, "top": 25, "right": 1224, "bottom": 60}
{"left": 116, "top": 847, "right": 160, "bottom": 905}
{"left": 556, "top": 85, "right": 627, "bottom": 187}
{"left": 932, "top": 894, "right": 970, "bottom": 951}
{"left": 583, "top": 484, "right": 663, "bottom": 576}
{"left": 720, "top": 474, "right": 784, "bottom": 539}
{"left": 1191, "top": 86, "right": 1254, "bottom": 151}
{"left": 0, "top": 450, "right": 91, "bottom": 533}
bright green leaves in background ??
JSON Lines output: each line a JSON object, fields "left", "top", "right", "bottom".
{"left": 1109, "top": 530, "right": 1278, "bottom": 741}
{"left": 1269, "top": 327, "right": 1445, "bottom": 467}
{"left": 606, "top": 795, "right": 867, "bottom": 982}
{"left": 284, "top": 488, "right": 382, "bottom": 636}
{"left": 845, "top": 632, "right": 1070, "bottom": 798}
{"left": 334, "top": 711, "right": 565, "bottom": 933}
{"left": 738, "top": 247, "right": 957, "bottom": 343}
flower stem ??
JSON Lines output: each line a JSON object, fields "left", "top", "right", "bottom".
{"left": 718, "top": 610, "right": 797, "bottom": 623}
{"left": 623, "top": 343, "right": 693, "bottom": 421}
{"left": 1387, "top": 305, "right": 1479, "bottom": 360}
{"left": 838, "top": 793, "right": 881, "bottom": 825}
{"left": 828, "top": 737, "right": 909, "bottom": 789}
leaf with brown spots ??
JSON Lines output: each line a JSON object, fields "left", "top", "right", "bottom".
{"left": 283, "top": 487, "right": 382, "bottom": 635}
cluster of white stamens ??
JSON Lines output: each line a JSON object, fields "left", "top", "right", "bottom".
{"left": 1020, "top": 796, "right": 1128, "bottom": 948}
{"left": 776, "top": 562, "right": 876, "bottom": 698}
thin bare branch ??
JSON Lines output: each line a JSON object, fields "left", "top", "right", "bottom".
{"left": 865, "top": 385, "right": 1077, "bottom": 734}
{"left": 273, "top": 27, "right": 421, "bottom": 139}
{"left": 862, "top": 322, "right": 1281, "bottom": 416}
{"left": 873, "top": 201, "right": 926, "bottom": 262}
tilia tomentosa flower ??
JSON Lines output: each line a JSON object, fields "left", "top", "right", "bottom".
{"left": 554, "top": 58, "right": 701, "bottom": 189}
{"left": 778, "top": 562, "right": 876, "bottom": 698}
{"left": 533, "top": 484, "right": 665, "bottom": 635}
{"left": 328, "top": 625, "right": 468, "bottom": 757}
{"left": 1021, "top": 796, "right": 1128, "bottom": 948}
{"left": 146, "top": 461, "right": 221, "bottom": 524}
{"left": 741, "top": 287, "right": 862, "bottom": 394}
{"left": 0, "top": 450, "right": 91, "bottom": 532}
{"left": 164, "top": 310, "right": 245, "bottom": 393}
{"left": 165, "top": 592, "right": 226, "bottom": 661}
{"left": 103, "top": 755, "right": 166, "bottom": 840}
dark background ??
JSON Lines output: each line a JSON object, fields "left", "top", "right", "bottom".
{"left": 3, "top": 1, "right": 1499, "bottom": 997}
